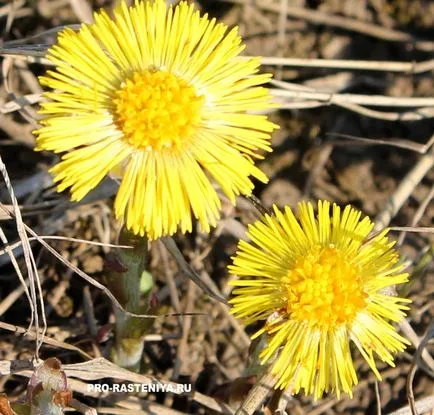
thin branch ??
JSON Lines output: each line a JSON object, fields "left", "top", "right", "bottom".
{"left": 406, "top": 322, "right": 434, "bottom": 415}
{"left": 375, "top": 380, "right": 382, "bottom": 415}
{"left": 259, "top": 57, "right": 434, "bottom": 73}
{"left": 0, "top": 94, "right": 42, "bottom": 114}
{"left": 0, "top": 234, "right": 132, "bottom": 257}
{"left": 0, "top": 321, "right": 92, "bottom": 359}
{"left": 328, "top": 133, "right": 434, "bottom": 154}
{"left": 387, "top": 395, "right": 434, "bottom": 415}
{"left": 272, "top": 88, "right": 434, "bottom": 107}
{"left": 389, "top": 226, "right": 434, "bottom": 234}
{"left": 397, "top": 185, "right": 434, "bottom": 245}
{"left": 374, "top": 152, "right": 434, "bottom": 230}
{"left": 272, "top": 79, "right": 434, "bottom": 121}
{"left": 335, "top": 102, "right": 434, "bottom": 121}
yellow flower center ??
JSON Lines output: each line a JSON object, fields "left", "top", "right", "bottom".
{"left": 283, "top": 246, "right": 367, "bottom": 328}
{"left": 114, "top": 70, "right": 204, "bottom": 151}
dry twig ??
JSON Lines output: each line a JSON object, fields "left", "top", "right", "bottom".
{"left": 259, "top": 57, "right": 434, "bottom": 73}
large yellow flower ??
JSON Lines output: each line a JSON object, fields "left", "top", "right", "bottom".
{"left": 34, "top": 0, "right": 277, "bottom": 239}
{"left": 229, "top": 201, "right": 410, "bottom": 399}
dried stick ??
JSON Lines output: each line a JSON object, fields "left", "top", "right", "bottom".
{"left": 272, "top": 88, "right": 434, "bottom": 107}
{"left": 374, "top": 152, "right": 434, "bottom": 231}
{"left": 0, "top": 235, "right": 131, "bottom": 256}
{"left": 272, "top": 80, "right": 434, "bottom": 121}
{"left": 330, "top": 133, "right": 434, "bottom": 154}
{"left": 400, "top": 320, "right": 434, "bottom": 373}
{"left": 0, "top": 93, "right": 42, "bottom": 114}
{"left": 259, "top": 57, "right": 434, "bottom": 73}
{"left": 387, "top": 395, "right": 434, "bottom": 415}
{"left": 0, "top": 321, "right": 92, "bottom": 359}
{"left": 406, "top": 322, "right": 434, "bottom": 415}
{"left": 397, "top": 184, "right": 434, "bottom": 245}
{"left": 334, "top": 102, "right": 434, "bottom": 121}
{"left": 69, "top": 399, "right": 98, "bottom": 415}
{"left": 172, "top": 280, "right": 195, "bottom": 379}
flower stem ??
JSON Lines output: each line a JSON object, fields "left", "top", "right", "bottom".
{"left": 104, "top": 228, "right": 154, "bottom": 370}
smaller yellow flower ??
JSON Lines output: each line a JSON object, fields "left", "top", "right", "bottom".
{"left": 229, "top": 201, "right": 411, "bottom": 399}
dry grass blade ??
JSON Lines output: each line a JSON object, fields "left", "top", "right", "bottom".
{"left": 69, "top": 0, "right": 93, "bottom": 23}
{"left": 2, "top": 57, "right": 39, "bottom": 125}
{"left": 272, "top": 88, "right": 434, "bottom": 108}
{"left": 374, "top": 152, "right": 434, "bottom": 231}
{"left": 279, "top": 100, "right": 434, "bottom": 121}
{"left": 412, "top": 321, "right": 434, "bottom": 375}
{"left": 397, "top": 185, "right": 434, "bottom": 245}
{"left": 69, "top": 399, "right": 98, "bottom": 415}
{"left": 2, "top": 0, "right": 25, "bottom": 34}
{"left": 95, "top": 407, "right": 179, "bottom": 414}
{"left": 329, "top": 133, "right": 434, "bottom": 154}
{"left": 399, "top": 320, "right": 434, "bottom": 375}
{"left": 0, "top": 358, "right": 34, "bottom": 375}
{"left": 375, "top": 380, "right": 382, "bottom": 415}
{"left": 0, "top": 224, "right": 34, "bottom": 324}
{"left": 387, "top": 395, "right": 434, "bottom": 415}
{"left": 275, "top": 0, "right": 287, "bottom": 80}
{"left": 1, "top": 25, "right": 80, "bottom": 46}
{"left": 161, "top": 236, "right": 227, "bottom": 304}
{"left": 406, "top": 322, "right": 434, "bottom": 415}
{"left": 0, "top": 321, "right": 92, "bottom": 359}
{"left": 172, "top": 280, "right": 195, "bottom": 379}
{"left": 235, "top": 371, "right": 277, "bottom": 415}
{"left": 334, "top": 102, "right": 434, "bottom": 122}
{"left": 113, "top": 397, "right": 192, "bottom": 414}
{"left": 389, "top": 227, "right": 434, "bottom": 234}
{"left": 0, "top": 94, "right": 43, "bottom": 114}
{"left": 272, "top": 80, "right": 434, "bottom": 121}
{"left": 0, "top": 51, "right": 52, "bottom": 65}
{"left": 245, "top": 194, "right": 271, "bottom": 216}
{"left": 0, "top": 24, "right": 81, "bottom": 64}
{"left": 0, "top": 156, "right": 46, "bottom": 356}
{"left": 0, "top": 234, "right": 132, "bottom": 257}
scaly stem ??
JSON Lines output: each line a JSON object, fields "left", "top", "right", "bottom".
{"left": 104, "top": 228, "right": 154, "bottom": 370}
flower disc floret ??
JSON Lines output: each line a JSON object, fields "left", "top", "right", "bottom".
{"left": 114, "top": 70, "right": 204, "bottom": 151}
{"left": 229, "top": 200, "right": 411, "bottom": 399}
{"left": 284, "top": 246, "right": 367, "bottom": 328}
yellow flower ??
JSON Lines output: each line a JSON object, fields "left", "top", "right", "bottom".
{"left": 34, "top": 0, "right": 277, "bottom": 240}
{"left": 229, "top": 201, "right": 411, "bottom": 399}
